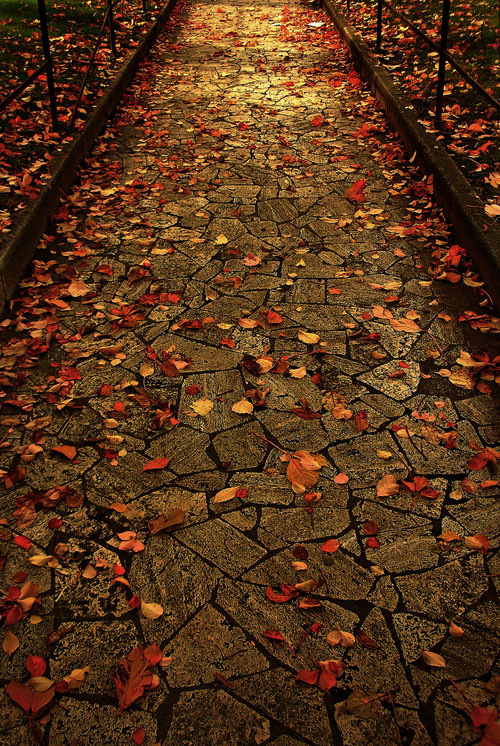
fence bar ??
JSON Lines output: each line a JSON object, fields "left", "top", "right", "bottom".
{"left": 69, "top": 6, "right": 112, "bottom": 128}
{"left": 379, "top": 0, "right": 500, "bottom": 115}
{"left": 435, "top": 0, "right": 451, "bottom": 124}
{"left": 108, "top": 0, "right": 118, "bottom": 57}
{"left": 142, "top": 0, "right": 148, "bottom": 13}
{"left": 37, "top": 0, "right": 58, "bottom": 129}
{"left": 376, "top": 0, "right": 383, "bottom": 49}
{"left": 0, "top": 64, "right": 47, "bottom": 112}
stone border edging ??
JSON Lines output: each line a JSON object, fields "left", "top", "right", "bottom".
{"left": 0, "top": 0, "right": 176, "bottom": 311}
{"left": 323, "top": 0, "right": 500, "bottom": 310}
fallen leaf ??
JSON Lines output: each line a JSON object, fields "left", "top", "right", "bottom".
{"left": 422, "top": 651, "right": 446, "bottom": 667}
{"left": 321, "top": 539, "right": 340, "bottom": 553}
{"left": 232, "top": 398, "right": 254, "bottom": 414}
{"left": 142, "top": 457, "right": 171, "bottom": 472}
{"left": 190, "top": 399, "right": 214, "bottom": 416}
{"left": 148, "top": 509, "right": 185, "bottom": 535}
{"left": 327, "top": 630, "right": 355, "bottom": 647}
{"left": 140, "top": 601, "right": 164, "bottom": 619}
{"left": 114, "top": 643, "right": 162, "bottom": 712}
{"left": 298, "top": 330, "right": 320, "bottom": 344}
{"left": 3, "top": 630, "right": 19, "bottom": 656}
{"left": 213, "top": 486, "right": 247, "bottom": 503}
{"left": 376, "top": 474, "right": 399, "bottom": 498}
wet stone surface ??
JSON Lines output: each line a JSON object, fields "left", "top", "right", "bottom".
{"left": 0, "top": 0, "right": 499, "bottom": 744}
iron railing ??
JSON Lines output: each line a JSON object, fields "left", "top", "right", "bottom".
{"left": 341, "top": 0, "right": 500, "bottom": 124}
{"left": 0, "top": 0, "right": 152, "bottom": 131}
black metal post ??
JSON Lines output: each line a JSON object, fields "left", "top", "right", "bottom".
{"left": 107, "top": 0, "right": 118, "bottom": 57}
{"left": 376, "top": 0, "right": 383, "bottom": 50}
{"left": 346, "top": 0, "right": 351, "bottom": 12}
{"left": 435, "top": 0, "right": 451, "bottom": 124}
{"left": 37, "top": 0, "right": 58, "bottom": 130}
{"left": 142, "top": 0, "right": 148, "bottom": 13}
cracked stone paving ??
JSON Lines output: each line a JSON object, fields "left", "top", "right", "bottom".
{"left": 1, "top": 0, "right": 500, "bottom": 744}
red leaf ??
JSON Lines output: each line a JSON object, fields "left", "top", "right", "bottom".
{"left": 220, "top": 338, "right": 235, "bottom": 349}
{"left": 114, "top": 644, "right": 162, "bottom": 712}
{"left": 266, "top": 585, "right": 299, "bottom": 603}
{"left": 295, "top": 669, "right": 319, "bottom": 685}
{"left": 14, "top": 535, "right": 31, "bottom": 550}
{"left": 26, "top": 655, "right": 46, "bottom": 677}
{"left": 132, "top": 727, "right": 145, "bottom": 745}
{"left": 311, "top": 115, "right": 325, "bottom": 127}
{"left": 344, "top": 179, "right": 366, "bottom": 204}
{"left": 363, "top": 520, "right": 379, "bottom": 536}
{"left": 51, "top": 445, "right": 77, "bottom": 461}
{"left": 142, "top": 457, "right": 171, "bottom": 472}
{"left": 293, "top": 545, "right": 308, "bottom": 559}
{"left": 321, "top": 539, "right": 340, "bottom": 553}
{"left": 5, "top": 681, "right": 32, "bottom": 713}
{"left": 366, "top": 536, "right": 380, "bottom": 548}
{"left": 185, "top": 385, "right": 201, "bottom": 395}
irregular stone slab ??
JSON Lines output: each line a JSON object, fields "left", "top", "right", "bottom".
{"left": 333, "top": 702, "right": 434, "bottom": 746}
{"left": 328, "top": 432, "right": 407, "bottom": 489}
{"left": 212, "top": 420, "right": 268, "bottom": 471}
{"left": 49, "top": 620, "right": 140, "bottom": 696}
{"left": 165, "top": 604, "right": 269, "bottom": 687}
{"left": 259, "top": 504, "right": 351, "bottom": 545}
{"left": 236, "top": 669, "right": 333, "bottom": 746}
{"left": 147, "top": 426, "right": 216, "bottom": 474}
{"left": 130, "top": 536, "right": 221, "bottom": 635}
{"left": 216, "top": 578, "right": 358, "bottom": 669}
{"left": 395, "top": 555, "right": 489, "bottom": 618}
{"left": 358, "top": 360, "right": 421, "bottom": 401}
{"left": 176, "top": 518, "right": 267, "bottom": 577}
{"left": 49, "top": 701, "right": 158, "bottom": 745}
{"left": 148, "top": 333, "right": 242, "bottom": 371}
{"left": 392, "top": 613, "right": 447, "bottom": 664}
{"left": 86, "top": 452, "right": 173, "bottom": 506}
{"left": 257, "top": 410, "right": 330, "bottom": 452}
{"left": 163, "top": 690, "right": 270, "bottom": 746}
{"left": 178, "top": 369, "right": 246, "bottom": 433}
{"left": 228, "top": 472, "right": 294, "bottom": 506}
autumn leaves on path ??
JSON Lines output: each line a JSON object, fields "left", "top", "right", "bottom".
{"left": 1, "top": 0, "right": 500, "bottom": 745}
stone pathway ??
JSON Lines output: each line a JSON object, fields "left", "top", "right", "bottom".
{"left": 1, "top": 1, "right": 500, "bottom": 744}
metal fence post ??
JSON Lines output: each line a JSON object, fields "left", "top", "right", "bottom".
{"left": 107, "top": 0, "right": 118, "bottom": 57}
{"left": 376, "top": 0, "right": 383, "bottom": 50}
{"left": 37, "top": 0, "right": 58, "bottom": 130}
{"left": 435, "top": 0, "right": 451, "bottom": 124}
{"left": 346, "top": 0, "right": 351, "bottom": 12}
{"left": 142, "top": 0, "right": 148, "bottom": 13}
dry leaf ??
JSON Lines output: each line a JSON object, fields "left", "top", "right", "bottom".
{"left": 289, "top": 366, "right": 307, "bottom": 378}
{"left": 231, "top": 399, "right": 254, "bottom": 414}
{"left": 327, "top": 630, "right": 355, "bottom": 647}
{"left": 191, "top": 399, "right": 214, "bottom": 416}
{"left": 376, "top": 474, "right": 399, "bottom": 498}
{"left": 422, "top": 651, "right": 446, "bottom": 667}
{"left": 298, "top": 330, "right": 320, "bottom": 344}
{"left": 213, "top": 486, "right": 246, "bottom": 504}
{"left": 140, "top": 601, "right": 164, "bottom": 619}
{"left": 3, "top": 630, "right": 19, "bottom": 656}
{"left": 449, "top": 622, "right": 464, "bottom": 638}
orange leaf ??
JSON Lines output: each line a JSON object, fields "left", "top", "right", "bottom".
{"left": 142, "top": 457, "right": 171, "bottom": 472}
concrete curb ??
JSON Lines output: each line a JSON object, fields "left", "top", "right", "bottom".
{"left": 323, "top": 0, "right": 500, "bottom": 310}
{"left": 0, "top": 0, "right": 176, "bottom": 312}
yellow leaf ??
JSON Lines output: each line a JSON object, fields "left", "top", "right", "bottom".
{"left": 327, "top": 630, "right": 355, "bottom": 647}
{"left": 298, "top": 330, "right": 320, "bottom": 344}
{"left": 377, "top": 450, "right": 392, "bottom": 460}
{"left": 140, "top": 362, "right": 154, "bottom": 379}
{"left": 213, "top": 486, "right": 244, "bottom": 504}
{"left": 231, "top": 399, "right": 254, "bottom": 414}
{"left": 215, "top": 234, "right": 228, "bottom": 245}
{"left": 190, "top": 399, "right": 213, "bottom": 416}
{"left": 422, "top": 651, "right": 446, "bottom": 667}
{"left": 289, "top": 366, "right": 307, "bottom": 378}
{"left": 3, "top": 630, "right": 19, "bottom": 656}
{"left": 140, "top": 601, "right": 164, "bottom": 619}
{"left": 376, "top": 474, "right": 399, "bottom": 498}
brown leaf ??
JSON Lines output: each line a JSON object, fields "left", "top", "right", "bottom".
{"left": 114, "top": 643, "right": 162, "bottom": 712}
{"left": 376, "top": 474, "right": 399, "bottom": 498}
{"left": 422, "top": 651, "right": 446, "bottom": 667}
{"left": 148, "top": 509, "right": 185, "bottom": 535}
